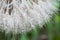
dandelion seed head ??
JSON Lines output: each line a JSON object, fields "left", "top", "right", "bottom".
{"left": 0, "top": 0, "right": 58, "bottom": 34}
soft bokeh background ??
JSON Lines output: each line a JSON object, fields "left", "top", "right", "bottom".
{"left": 0, "top": 1, "right": 60, "bottom": 40}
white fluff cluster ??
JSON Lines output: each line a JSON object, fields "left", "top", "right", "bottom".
{"left": 0, "top": 0, "right": 58, "bottom": 33}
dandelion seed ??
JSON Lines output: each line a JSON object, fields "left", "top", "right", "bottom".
{"left": 0, "top": 0, "right": 58, "bottom": 34}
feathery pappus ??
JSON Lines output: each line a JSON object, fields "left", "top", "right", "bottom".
{"left": 0, "top": 0, "right": 58, "bottom": 34}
